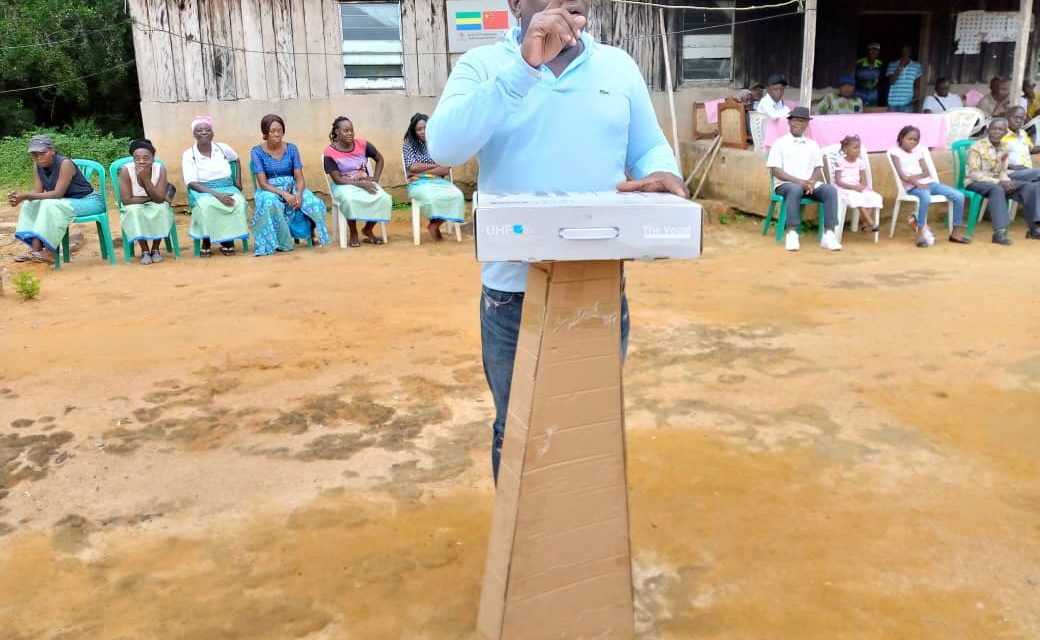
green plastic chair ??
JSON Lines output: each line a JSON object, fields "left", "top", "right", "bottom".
{"left": 189, "top": 160, "right": 250, "bottom": 256}
{"left": 762, "top": 173, "right": 824, "bottom": 242}
{"left": 109, "top": 156, "right": 181, "bottom": 263}
{"left": 52, "top": 159, "right": 117, "bottom": 269}
{"left": 249, "top": 159, "right": 313, "bottom": 248}
{"left": 950, "top": 139, "right": 987, "bottom": 239}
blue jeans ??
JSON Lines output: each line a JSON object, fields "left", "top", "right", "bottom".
{"left": 907, "top": 183, "right": 965, "bottom": 227}
{"left": 480, "top": 285, "right": 630, "bottom": 483}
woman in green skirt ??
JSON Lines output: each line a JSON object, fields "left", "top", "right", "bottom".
{"left": 118, "top": 139, "right": 174, "bottom": 265}
{"left": 323, "top": 116, "right": 392, "bottom": 247}
{"left": 402, "top": 113, "right": 465, "bottom": 242}
{"left": 182, "top": 116, "right": 249, "bottom": 257}
{"left": 9, "top": 135, "right": 105, "bottom": 263}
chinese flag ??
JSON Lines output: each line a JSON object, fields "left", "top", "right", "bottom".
{"left": 483, "top": 11, "right": 509, "bottom": 29}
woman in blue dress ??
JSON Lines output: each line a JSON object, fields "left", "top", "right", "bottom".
{"left": 250, "top": 114, "right": 329, "bottom": 255}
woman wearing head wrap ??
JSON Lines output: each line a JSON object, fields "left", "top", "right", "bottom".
{"left": 182, "top": 116, "right": 249, "bottom": 257}
{"left": 402, "top": 113, "right": 464, "bottom": 242}
{"left": 118, "top": 139, "right": 175, "bottom": 265}
{"left": 9, "top": 135, "right": 105, "bottom": 263}
{"left": 323, "top": 116, "right": 392, "bottom": 247}
{"left": 250, "top": 114, "right": 329, "bottom": 255}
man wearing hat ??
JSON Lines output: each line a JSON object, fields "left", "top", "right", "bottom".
{"left": 756, "top": 74, "right": 791, "bottom": 120}
{"left": 813, "top": 76, "right": 865, "bottom": 115}
{"left": 766, "top": 107, "right": 842, "bottom": 252}
{"left": 749, "top": 82, "right": 765, "bottom": 111}
{"left": 855, "top": 43, "right": 884, "bottom": 107}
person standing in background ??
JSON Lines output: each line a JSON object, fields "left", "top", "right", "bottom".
{"left": 756, "top": 74, "right": 792, "bottom": 120}
{"left": 854, "top": 43, "right": 884, "bottom": 107}
{"left": 886, "top": 45, "right": 922, "bottom": 113}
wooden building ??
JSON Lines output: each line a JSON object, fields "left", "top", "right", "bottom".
{"left": 126, "top": 0, "right": 1038, "bottom": 199}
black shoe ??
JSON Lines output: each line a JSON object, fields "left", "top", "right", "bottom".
{"left": 1026, "top": 227, "right": 1040, "bottom": 240}
{"left": 993, "top": 229, "right": 1013, "bottom": 245}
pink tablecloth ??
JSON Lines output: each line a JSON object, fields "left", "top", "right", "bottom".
{"left": 704, "top": 98, "right": 725, "bottom": 124}
{"left": 763, "top": 113, "right": 948, "bottom": 152}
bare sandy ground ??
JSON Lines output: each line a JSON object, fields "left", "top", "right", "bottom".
{"left": 0, "top": 204, "right": 1038, "bottom": 639}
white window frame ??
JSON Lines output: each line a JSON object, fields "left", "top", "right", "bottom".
{"left": 680, "top": 2, "right": 735, "bottom": 86}
{"left": 340, "top": 1, "right": 405, "bottom": 90}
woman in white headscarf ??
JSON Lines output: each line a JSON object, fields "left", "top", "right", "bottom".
{"left": 182, "top": 115, "right": 249, "bottom": 257}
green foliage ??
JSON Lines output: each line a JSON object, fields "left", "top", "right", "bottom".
{"left": 13, "top": 271, "right": 42, "bottom": 301}
{"left": 0, "top": 0, "right": 141, "bottom": 137}
{"left": 0, "top": 125, "right": 132, "bottom": 189}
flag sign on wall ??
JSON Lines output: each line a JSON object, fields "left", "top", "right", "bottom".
{"left": 446, "top": 0, "right": 517, "bottom": 53}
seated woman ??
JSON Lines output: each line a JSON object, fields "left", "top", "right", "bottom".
{"left": 9, "top": 135, "right": 105, "bottom": 263}
{"left": 182, "top": 116, "right": 249, "bottom": 257}
{"left": 323, "top": 116, "right": 392, "bottom": 247}
{"left": 250, "top": 114, "right": 329, "bottom": 255}
{"left": 403, "top": 113, "right": 465, "bottom": 241}
{"left": 118, "top": 139, "right": 175, "bottom": 265}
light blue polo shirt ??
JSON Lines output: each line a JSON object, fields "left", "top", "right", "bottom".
{"left": 426, "top": 28, "right": 679, "bottom": 293}
{"left": 886, "top": 60, "right": 922, "bottom": 107}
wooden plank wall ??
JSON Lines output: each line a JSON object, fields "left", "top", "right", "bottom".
{"left": 130, "top": 0, "right": 453, "bottom": 101}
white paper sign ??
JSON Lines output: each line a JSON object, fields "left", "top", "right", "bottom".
{"left": 955, "top": 10, "right": 1020, "bottom": 55}
{"left": 446, "top": 0, "right": 518, "bottom": 53}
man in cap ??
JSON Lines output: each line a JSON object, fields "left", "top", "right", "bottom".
{"left": 855, "top": 43, "right": 884, "bottom": 106}
{"left": 766, "top": 107, "right": 842, "bottom": 252}
{"left": 756, "top": 74, "right": 791, "bottom": 120}
{"left": 921, "top": 77, "right": 964, "bottom": 114}
{"left": 813, "top": 76, "right": 864, "bottom": 115}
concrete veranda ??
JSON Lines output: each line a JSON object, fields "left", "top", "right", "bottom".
{"left": 1, "top": 204, "right": 1038, "bottom": 639}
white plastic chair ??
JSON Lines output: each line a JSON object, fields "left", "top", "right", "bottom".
{"left": 401, "top": 152, "right": 461, "bottom": 245}
{"left": 944, "top": 107, "right": 986, "bottom": 145}
{"left": 748, "top": 112, "right": 767, "bottom": 152}
{"left": 321, "top": 154, "right": 388, "bottom": 248}
{"left": 821, "top": 144, "right": 877, "bottom": 243}
{"left": 884, "top": 146, "right": 955, "bottom": 237}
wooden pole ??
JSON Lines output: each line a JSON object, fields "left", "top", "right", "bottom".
{"left": 1011, "top": 0, "right": 1035, "bottom": 104}
{"left": 799, "top": 0, "right": 818, "bottom": 108}
{"left": 660, "top": 9, "right": 682, "bottom": 169}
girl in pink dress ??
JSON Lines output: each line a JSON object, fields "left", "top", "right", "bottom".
{"left": 834, "top": 135, "right": 882, "bottom": 232}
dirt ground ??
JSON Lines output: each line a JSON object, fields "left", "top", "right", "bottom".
{"left": 0, "top": 203, "right": 1038, "bottom": 640}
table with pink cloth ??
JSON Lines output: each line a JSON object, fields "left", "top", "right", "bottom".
{"left": 762, "top": 113, "right": 949, "bottom": 152}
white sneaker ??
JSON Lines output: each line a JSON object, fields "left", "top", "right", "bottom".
{"left": 924, "top": 227, "right": 936, "bottom": 246}
{"left": 821, "top": 229, "right": 843, "bottom": 251}
{"left": 785, "top": 230, "right": 800, "bottom": 251}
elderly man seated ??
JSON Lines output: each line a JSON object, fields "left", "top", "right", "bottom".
{"left": 921, "top": 78, "right": 964, "bottom": 113}
{"left": 813, "top": 76, "right": 863, "bottom": 115}
{"left": 965, "top": 117, "right": 1040, "bottom": 244}
{"left": 756, "top": 74, "right": 791, "bottom": 120}
{"left": 766, "top": 107, "right": 842, "bottom": 252}
{"left": 978, "top": 76, "right": 1013, "bottom": 118}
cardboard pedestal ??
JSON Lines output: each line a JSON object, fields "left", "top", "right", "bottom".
{"left": 477, "top": 260, "right": 633, "bottom": 640}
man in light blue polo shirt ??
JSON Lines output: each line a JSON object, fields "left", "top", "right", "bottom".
{"left": 426, "top": 0, "right": 687, "bottom": 481}
{"left": 886, "top": 45, "right": 922, "bottom": 113}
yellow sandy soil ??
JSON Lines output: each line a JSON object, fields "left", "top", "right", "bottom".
{"left": 0, "top": 205, "right": 1038, "bottom": 639}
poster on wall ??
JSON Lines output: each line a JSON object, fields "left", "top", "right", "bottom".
{"left": 446, "top": 0, "right": 517, "bottom": 53}
{"left": 955, "top": 11, "right": 1020, "bottom": 55}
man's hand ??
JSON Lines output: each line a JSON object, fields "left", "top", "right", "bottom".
{"left": 616, "top": 172, "right": 689, "bottom": 198}
{"left": 801, "top": 180, "right": 815, "bottom": 194}
{"left": 1001, "top": 180, "right": 1017, "bottom": 194}
{"left": 521, "top": 0, "right": 586, "bottom": 68}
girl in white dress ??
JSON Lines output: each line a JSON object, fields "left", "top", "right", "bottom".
{"left": 834, "top": 135, "right": 883, "bottom": 233}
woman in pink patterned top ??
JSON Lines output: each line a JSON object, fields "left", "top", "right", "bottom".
{"left": 833, "top": 135, "right": 882, "bottom": 233}
{"left": 323, "top": 116, "right": 392, "bottom": 247}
